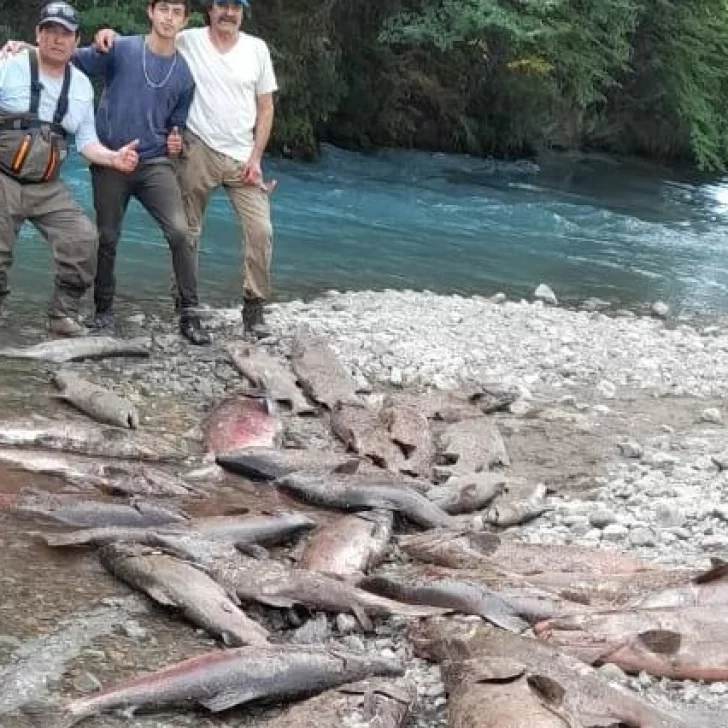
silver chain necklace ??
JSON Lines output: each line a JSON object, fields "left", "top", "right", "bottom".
{"left": 142, "top": 40, "right": 177, "bottom": 89}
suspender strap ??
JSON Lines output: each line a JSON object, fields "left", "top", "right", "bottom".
{"left": 53, "top": 63, "right": 72, "bottom": 125}
{"left": 27, "top": 49, "right": 72, "bottom": 126}
{"left": 28, "top": 49, "right": 42, "bottom": 115}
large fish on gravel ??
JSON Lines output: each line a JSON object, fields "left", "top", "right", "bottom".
{"left": 289, "top": 332, "right": 361, "bottom": 409}
{"left": 380, "top": 396, "right": 435, "bottom": 477}
{"left": 427, "top": 473, "right": 506, "bottom": 515}
{"left": 438, "top": 417, "right": 510, "bottom": 474}
{"left": 99, "top": 542, "right": 270, "bottom": 646}
{"left": 399, "top": 529, "right": 649, "bottom": 575}
{"left": 0, "top": 335, "right": 150, "bottom": 363}
{"left": 0, "top": 597, "right": 145, "bottom": 716}
{"left": 171, "top": 540, "right": 449, "bottom": 629}
{"left": 412, "top": 618, "right": 698, "bottom": 728}
{"left": 534, "top": 605, "right": 728, "bottom": 681}
{"left": 331, "top": 401, "right": 408, "bottom": 472}
{"left": 0, "top": 447, "right": 194, "bottom": 496}
{"left": 203, "top": 395, "right": 283, "bottom": 455}
{"left": 278, "top": 472, "right": 455, "bottom": 529}
{"left": 41, "top": 511, "right": 316, "bottom": 549}
{"left": 299, "top": 510, "right": 393, "bottom": 580}
{"left": 227, "top": 343, "right": 316, "bottom": 415}
{"left": 360, "top": 574, "right": 529, "bottom": 633}
{"left": 0, "top": 417, "right": 186, "bottom": 461}
{"left": 261, "top": 678, "right": 416, "bottom": 728}
{"left": 631, "top": 559, "right": 728, "bottom": 609}
{"left": 14, "top": 489, "right": 187, "bottom": 528}
{"left": 52, "top": 371, "right": 140, "bottom": 429}
{"left": 39, "top": 644, "right": 403, "bottom": 727}
{"left": 215, "top": 446, "right": 361, "bottom": 481}
{"left": 473, "top": 483, "right": 552, "bottom": 528}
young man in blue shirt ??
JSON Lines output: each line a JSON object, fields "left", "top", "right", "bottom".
{"left": 73, "top": 0, "right": 210, "bottom": 344}
{"left": 0, "top": 2, "right": 139, "bottom": 336}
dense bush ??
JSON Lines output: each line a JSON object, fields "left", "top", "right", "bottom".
{"left": 2, "top": 0, "right": 728, "bottom": 170}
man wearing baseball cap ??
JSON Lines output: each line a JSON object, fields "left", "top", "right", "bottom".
{"left": 0, "top": 2, "right": 140, "bottom": 336}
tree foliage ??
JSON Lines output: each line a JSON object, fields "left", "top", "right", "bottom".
{"left": 2, "top": 0, "right": 728, "bottom": 169}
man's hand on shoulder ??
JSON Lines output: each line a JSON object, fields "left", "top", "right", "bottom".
{"left": 93, "top": 29, "right": 118, "bottom": 54}
{"left": 0, "top": 40, "right": 33, "bottom": 60}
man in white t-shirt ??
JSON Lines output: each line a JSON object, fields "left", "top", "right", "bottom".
{"left": 96, "top": 0, "right": 278, "bottom": 340}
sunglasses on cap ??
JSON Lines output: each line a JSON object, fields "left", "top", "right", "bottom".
{"left": 212, "top": 0, "right": 249, "bottom": 6}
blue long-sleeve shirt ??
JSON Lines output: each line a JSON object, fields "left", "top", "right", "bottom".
{"left": 73, "top": 35, "right": 195, "bottom": 161}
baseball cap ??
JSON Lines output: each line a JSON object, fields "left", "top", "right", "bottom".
{"left": 210, "top": 0, "right": 250, "bottom": 6}
{"left": 38, "top": 2, "right": 80, "bottom": 32}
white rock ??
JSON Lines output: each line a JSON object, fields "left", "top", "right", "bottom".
{"left": 700, "top": 407, "right": 722, "bottom": 424}
{"left": 534, "top": 284, "right": 558, "bottom": 305}
{"left": 651, "top": 301, "right": 670, "bottom": 318}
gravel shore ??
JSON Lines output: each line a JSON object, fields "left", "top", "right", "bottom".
{"left": 2, "top": 286, "right": 728, "bottom": 726}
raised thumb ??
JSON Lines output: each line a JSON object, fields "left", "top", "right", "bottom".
{"left": 171, "top": 126, "right": 180, "bottom": 136}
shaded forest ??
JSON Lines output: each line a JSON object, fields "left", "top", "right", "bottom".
{"left": 2, "top": 0, "right": 728, "bottom": 170}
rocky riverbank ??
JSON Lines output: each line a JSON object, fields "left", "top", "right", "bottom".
{"left": 1, "top": 287, "right": 728, "bottom": 726}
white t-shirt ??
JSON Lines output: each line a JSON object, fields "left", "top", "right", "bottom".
{"left": 177, "top": 28, "right": 277, "bottom": 163}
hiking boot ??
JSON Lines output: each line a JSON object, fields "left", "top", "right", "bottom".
{"left": 48, "top": 316, "right": 88, "bottom": 337}
{"left": 91, "top": 309, "right": 116, "bottom": 335}
{"left": 180, "top": 312, "right": 211, "bottom": 345}
{"left": 242, "top": 298, "right": 272, "bottom": 341}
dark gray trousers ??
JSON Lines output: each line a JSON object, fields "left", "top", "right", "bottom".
{"left": 91, "top": 159, "right": 198, "bottom": 314}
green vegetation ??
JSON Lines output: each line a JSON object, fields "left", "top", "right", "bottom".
{"left": 3, "top": 0, "right": 728, "bottom": 170}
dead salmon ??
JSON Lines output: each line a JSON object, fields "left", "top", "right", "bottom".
{"left": 398, "top": 529, "right": 649, "bottom": 576}
{"left": 227, "top": 343, "right": 315, "bottom": 415}
{"left": 0, "top": 335, "right": 150, "bottom": 363}
{"left": 0, "top": 417, "right": 186, "bottom": 461}
{"left": 0, "top": 448, "right": 193, "bottom": 496}
{"left": 632, "top": 560, "right": 728, "bottom": 609}
{"left": 53, "top": 371, "right": 140, "bottom": 429}
{"left": 99, "top": 542, "right": 270, "bottom": 646}
{"left": 278, "top": 472, "right": 454, "bottom": 529}
{"left": 261, "top": 678, "right": 416, "bottom": 728}
{"left": 359, "top": 575, "right": 529, "bottom": 633}
{"left": 13, "top": 489, "right": 187, "bottom": 528}
{"left": 534, "top": 605, "right": 728, "bottom": 681}
{"left": 438, "top": 417, "right": 510, "bottom": 475}
{"left": 412, "top": 618, "right": 694, "bottom": 728}
{"left": 203, "top": 395, "right": 283, "bottom": 455}
{"left": 331, "top": 401, "right": 407, "bottom": 472}
{"left": 289, "top": 332, "right": 361, "bottom": 409}
{"left": 480, "top": 483, "right": 552, "bottom": 527}
{"left": 215, "top": 446, "right": 361, "bottom": 481}
{"left": 427, "top": 473, "right": 506, "bottom": 514}
{"left": 441, "top": 656, "right": 573, "bottom": 727}
{"left": 174, "top": 540, "right": 448, "bottom": 629}
{"left": 380, "top": 396, "right": 435, "bottom": 477}
{"left": 299, "top": 510, "right": 393, "bottom": 580}
{"left": 44, "top": 644, "right": 403, "bottom": 727}
{"left": 41, "top": 511, "right": 316, "bottom": 549}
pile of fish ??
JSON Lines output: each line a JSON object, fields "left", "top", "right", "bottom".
{"left": 0, "top": 332, "right": 726, "bottom": 726}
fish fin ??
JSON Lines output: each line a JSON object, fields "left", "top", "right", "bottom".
{"left": 468, "top": 657, "right": 526, "bottom": 683}
{"left": 256, "top": 595, "right": 297, "bottom": 609}
{"left": 636, "top": 629, "right": 682, "bottom": 655}
{"left": 332, "top": 458, "right": 361, "bottom": 475}
{"left": 694, "top": 560, "right": 728, "bottom": 584}
{"left": 236, "top": 543, "right": 270, "bottom": 560}
{"left": 526, "top": 674, "right": 566, "bottom": 706}
{"left": 199, "top": 690, "right": 255, "bottom": 712}
{"left": 352, "top": 604, "right": 374, "bottom": 632}
{"left": 144, "top": 585, "right": 179, "bottom": 608}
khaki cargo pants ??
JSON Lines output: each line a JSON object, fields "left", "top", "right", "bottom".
{"left": 0, "top": 171, "right": 97, "bottom": 318}
{"left": 178, "top": 131, "right": 273, "bottom": 302}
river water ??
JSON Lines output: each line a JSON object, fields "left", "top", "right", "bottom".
{"left": 5, "top": 144, "right": 728, "bottom": 324}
